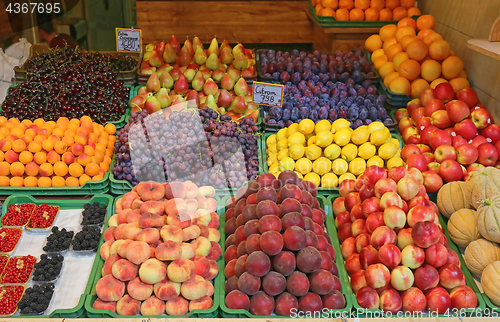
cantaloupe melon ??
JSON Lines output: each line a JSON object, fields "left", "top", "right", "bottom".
{"left": 437, "top": 181, "right": 471, "bottom": 218}
{"left": 476, "top": 196, "right": 500, "bottom": 243}
{"left": 465, "top": 239, "right": 500, "bottom": 277}
{"left": 466, "top": 167, "right": 500, "bottom": 209}
{"left": 447, "top": 208, "right": 480, "bottom": 248}
{"left": 482, "top": 261, "right": 500, "bottom": 306}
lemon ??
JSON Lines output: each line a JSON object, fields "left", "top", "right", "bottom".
{"left": 394, "top": 149, "right": 401, "bottom": 158}
{"left": 278, "top": 149, "right": 289, "bottom": 161}
{"left": 267, "top": 144, "right": 277, "bottom": 154}
{"left": 316, "top": 130, "right": 334, "bottom": 148}
{"left": 277, "top": 138, "right": 288, "bottom": 151}
{"left": 295, "top": 171, "right": 304, "bottom": 179}
{"left": 287, "top": 123, "right": 299, "bottom": 137}
{"left": 305, "top": 144, "right": 322, "bottom": 160}
{"left": 351, "top": 126, "right": 370, "bottom": 145}
{"left": 332, "top": 158, "right": 348, "bottom": 175}
{"left": 334, "top": 128, "right": 352, "bottom": 146}
{"left": 391, "top": 137, "right": 401, "bottom": 148}
{"left": 296, "top": 158, "right": 313, "bottom": 175}
{"left": 267, "top": 153, "right": 278, "bottom": 166}
{"left": 279, "top": 157, "right": 295, "bottom": 171}
{"left": 266, "top": 134, "right": 277, "bottom": 146}
{"left": 368, "top": 121, "right": 386, "bottom": 133}
{"left": 339, "top": 172, "right": 356, "bottom": 183}
{"left": 387, "top": 156, "right": 404, "bottom": 169}
{"left": 358, "top": 142, "right": 376, "bottom": 160}
{"left": 277, "top": 128, "right": 288, "bottom": 141}
{"left": 321, "top": 173, "right": 339, "bottom": 188}
{"left": 332, "top": 119, "right": 351, "bottom": 133}
{"left": 341, "top": 144, "right": 358, "bottom": 162}
{"left": 379, "top": 142, "right": 398, "bottom": 159}
{"left": 304, "top": 172, "right": 321, "bottom": 187}
{"left": 315, "top": 119, "right": 332, "bottom": 134}
{"left": 324, "top": 144, "right": 341, "bottom": 160}
{"left": 269, "top": 163, "right": 279, "bottom": 173}
{"left": 349, "top": 157, "right": 367, "bottom": 176}
{"left": 367, "top": 155, "right": 384, "bottom": 167}
{"left": 288, "top": 132, "right": 306, "bottom": 147}
{"left": 370, "top": 130, "right": 389, "bottom": 146}
{"left": 298, "top": 119, "right": 315, "bottom": 135}
{"left": 271, "top": 171, "right": 280, "bottom": 179}
{"left": 307, "top": 136, "right": 316, "bottom": 146}
{"left": 289, "top": 144, "right": 305, "bottom": 160}
{"left": 313, "top": 157, "right": 332, "bottom": 176}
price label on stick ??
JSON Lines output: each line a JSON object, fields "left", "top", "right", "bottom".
{"left": 116, "top": 28, "right": 142, "bottom": 53}
{"left": 253, "top": 82, "right": 284, "bottom": 107}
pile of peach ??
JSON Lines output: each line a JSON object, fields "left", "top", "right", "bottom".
{"left": 334, "top": 165, "right": 478, "bottom": 314}
{"left": 0, "top": 116, "right": 115, "bottom": 187}
{"left": 224, "top": 172, "right": 346, "bottom": 316}
{"left": 94, "top": 181, "right": 221, "bottom": 316}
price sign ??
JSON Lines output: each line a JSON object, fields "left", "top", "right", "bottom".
{"left": 116, "top": 28, "right": 142, "bottom": 53}
{"left": 253, "top": 81, "right": 284, "bottom": 107}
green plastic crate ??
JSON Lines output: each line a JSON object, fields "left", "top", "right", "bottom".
{"left": 0, "top": 194, "right": 114, "bottom": 318}
{"left": 84, "top": 195, "right": 222, "bottom": 318}
{"left": 218, "top": 194, "right": 353, "bottom": 318}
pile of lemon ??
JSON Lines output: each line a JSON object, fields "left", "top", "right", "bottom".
{"left": 266, "top": 119, "right": 404, "bottom": 188}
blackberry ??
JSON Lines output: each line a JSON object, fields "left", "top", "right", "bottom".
{"left": 44, "top": 227, "right": 74, "bottom": 253}
{"left": 32, "top": 254, "right": 64, "bottom": 282}
{"left": 19, "top": 283, "right": 54, "bottom": 314}
{"left": 72, "top": 226, "right": 101, "bottom": 251}
{"left": 81, "top": 202, "right": 107, "bottom": 226}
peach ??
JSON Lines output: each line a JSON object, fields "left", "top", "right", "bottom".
{"left": 192, "top": 236, "right": 212, "bottom": 256}
{"left": 391, "top": 265, "right": 414, "bottom": 291}
{"left": 196, "top": 195, "right": 208, "bottom": 210}
{"left": 186, "top": 199, "right": 198, "bottom": 212}
{"left": 275, "top": 292, "right": 298, "bottom": 316}
{"left": 298, "top": 292, "right": 322, "bottom": 314}
{"left": 127, "top": 277, "right": 153, "bottom": 301}
{"left": 167, "top": 258, "right": 196, "bottom": 283}
{"left": 208, "top": 213, "right": 219, "bottom": 229}
{"left": 139, "top": 258, "right": 167, "bottom": 284}
{"left": 322, "top": 290, "right": 346, "bottom": 310}
{"left": 351, "top": 270, "right": 368, "bottom": 293}
{"left": 165, "top": 198, "right": 188, "bottom": 217}
{"left": 262, "top": 271, "right": 286, "bottom": 296}
{"left": 286, "top": 271, "right": 310, "bottom": 296}
{"left": 117, "top": 209, "right": 132, "bottom": 224}
{"left": 198, "top": 185, "right": 215, "bottom": 197}
{"left": 259, "top": 215, "right": 282, "bottom": 233}
{"left": 102, "top": 254, "right": 121, "bottom": 276}
{"left": 109, "top": 240, "right": 124, "bottom": 255}
{"left": 117, "top": 240, "right": 134, "bottom": 258}
{"left": 115, "top": 197, "right": 123, "bottom": 212}
{"left": 245, "top": 234, "right": 261, "bottom": 253}
{"left": 379, "top": 289, "right": 403, "bottom": 314}
{"left": 156, "top": 241, "right": 182, "bottom": 261}
{"left": 180, "top": 242, "right": 196, "bottom": 259}
{"left": 160, "top": 225, "right": 184, "bottom": 243}
{"left": 204, "top": 260, "right": 219, "bottom": 280}
{"left": 226, "top": 276, "right": 239, "bottom": 294}
{"left": 131, "top": 198, "right": 144, "bottom": 210}
{"left": 122, "top": 222, "right": 141, "bottom": 240}
{"left": 183, "top": 225, "right": 201, "bottom": 241}
{"left": 181, "top": 275, "right": 208, "bottom": 300}
{"left": 122, "top": 191, "right": 139, "bottom": 209}
{"left": 137, "top": 181, "right": 166, "bottom": 201}
{"left": 189, "top": 295, "right": 213, "bottom": 312}
{"left": 125, "top": 241, "right": 151, "bottom": 265}
{"left": 116, "top": 294, "right": 140, "bottom": 316}
{"left": 365, "top": 263, "right": 391, "bottom": 289}
{"left": 370, "top": 226, "right": 398, "bottom": 249}
{"left": 356, "top": 286, "right": 380, "bottom": 309}
{"left": 207, "top": 241, "right": 222, "bottom": 261}
{"left": 140, "top": 200, "right": 165, "bottom": 216}
{"left": 197, "top": 224, "right": 209, "bottom": 238}
{"left": 103, "top": 226, "right": 116, "bottom": 242}
{"left": 309, "top": 269, "right": 335, "bottom": 295}
{"left": 206, "top": 198, "right": 217, "bottom": 213}
{"left": 296, "top": 246, "right": 322, "bottom": 273}
{"left": 113, "top": 224, "right": 126, "bottom": 240}
{"left": 134, "top": 228, "right": 160, "bottom": 244}
{"left": 249, "top": 291, "right": 275, "bottom": 316}
{"left": 195, "top": 209, "right": 212, "bottom": 226}
{"left": 237, "top": 242, "right": 247, "bottom": 257}
{"left": 139, "top": 213, "right": 165, "bottom": 228}
{"left": 165, "top": 296, "right": 189, "bottom": 315}
{"left": 165, "top": 182, "right": 186, "bottom": 199}
{"left": 208, "top": 228, "right": 220, "bottom": 242}
{"left": 100, "top": 240, "right": 113, "bottom": 260}
{"left": 96, "top": 275, "right": 125, "bottom": 302}
{"left": 183, "top": 180, "right": 199, "bottom": 199}
{"left": 273, "top": 251, "right": 296, "bottom": 277}
{"left": 192, "top": 254, "right": 210, "bottom": 277}
{"left": 206, "top": 281, "right": 214, "bottom": 296}
{"left": 111, "top": 259, "right": 137, "bottom": 282}
{"left": 140, "top": 295, "right": 165, "bottom": 316}
{"left": 154, "top": 278, "right": 181, "bottom": 301}
{"left": 92, "top": 299, "right": 116, "bottom": 312}
{"left": 260, "top": 230, "right": 284, "bottom": 256}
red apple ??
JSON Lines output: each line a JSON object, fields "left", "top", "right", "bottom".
{"left": 401, "top": 287, "right": 427, "bottom": 313}
{"left": 434, "top": 144, "right": 456, "bottom": 163}
{"left": 456, "top": 143, "right": 478, "bottom": 165}
{"left": 395, "top": 108, "right": 409, "bottom": 122}
{"left": 445, "top": 128, "right": 457, "bottom": 137}
{"left": 401, "top": 144, "right": 421, "bottom": 162}
{"left": 477, "top": 142, "right": 499, "bottom": 166}
{"left": 427, "top": 162, "right": 440, "bottom": 174}
{"left": 425, "top": 99, "right": 445, "bottom": 117}
{"left": 420, "top": 88, "right": 436, "bottom": 107}
{"left": 420, "top": 125, "right": 439, "bottom": 145}
{"left": 398, "top": 117, "right": 414, "bottom": 134}
{"left": 417, "top": 144, "right": 431, "bottom": 153}
{"left": 402, "top": 126, "right": 419, "bottom": 143}
{"left": 470, "top": 107, "right": 493, "bottom": 130}
{"left": 422, "top": 152, "right": 435, "bottom": 164}
{"left": 422, "top": 171, "right": 443, "bottom": 193}
{"left": 434, "top": 82, "right": 455, "bottom": 103}
{"left": 445, "top": 100, "right": 470, "bottom": 123}
{"left": 429, "top": 130, "right": 452, "bottom": 150}
{"left": 363, "top": 166, "right": 388, "bottom": 186}
{"left": 374, "top": 178, "right": 398, "bottom": 198}
{"left": 426, "top": 287, "right": 451, "bottom": 314}
{"left": 388, "top": 166, "right": 407, "bottom": 183}
{"left": 467, "top": 163, "right": 485, "bottom": 173}
{"left": 416, "top": 117, "right": 432, "bottom": 131}
{"left": 470, "top": 135, "right": 488, "bottom": 148}
{"left": 439, "top": 160, "right": 464, "bottom": 182}
{"left": 407, "top": 134, "right": 421, "bottom": 145}
{"left": 482, "top": 124, "right": 500, "bottom": 144}
{"left": 457, "top": 88, "right": 479, "bottom": 108}
{"left": 407, "top": 98, "right": 422, "bottom": 115}
{"left": 454, "top": 119, "right": 477, "bottom": 141}
{"left": 431, "top": 110, "right": 452, "bottom": 129}
{"left": 411, "top": 107, "right": 426, "bottom": 125}
{"left": 339, "top": 179, "right": 356, "bottom": 198}
{"left": 452, "top": 135, "right": 468, "bottom": 148}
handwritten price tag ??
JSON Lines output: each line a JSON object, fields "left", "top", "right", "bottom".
{"left": 253, "top": 82, "right": 284, "bottom": 107}
{"left": 116, "top": 28, "right": 142, "bottom": 53}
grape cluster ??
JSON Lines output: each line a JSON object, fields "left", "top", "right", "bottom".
{"left": 113, "top": 107, "right": 259, "bottom": 190}
{"left": 1, "top": 47, "right": 130, "bottom": 123}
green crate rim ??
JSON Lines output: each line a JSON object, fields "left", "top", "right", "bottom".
{"left": 217, "top": 194, "right": 353, "bottom": 318}
{"left": 84, "top": 195, "right": 222, "bottom": 318}
{"left": 1, "top": 194, "right": 114, "bottom": 318}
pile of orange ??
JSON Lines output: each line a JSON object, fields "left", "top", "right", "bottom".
{"left": 313, "top": 0, "right": 421, "bottom": 21}
{"left": 0, "top": 116, "right": 116, "bottom": 187}
{"left": 365, "top": 14, "right": 469, "bottom": 98}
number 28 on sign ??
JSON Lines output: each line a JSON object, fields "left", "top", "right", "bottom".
{"left": 252, "top": 82, "right": 284, "bottom": 108}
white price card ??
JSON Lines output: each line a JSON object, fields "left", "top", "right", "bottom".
{"left": 252, "top": 81, "right": 284, "bottom": 107}
{"left": 116, "top": 28, "right": 142, "bottom": 53}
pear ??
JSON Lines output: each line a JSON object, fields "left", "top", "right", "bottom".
{"left": 241, "top": 66, "right": 255, "bottom": 78}
{"left": 207, "top": 37, "right": 219, "bottom": 57}
{"left": 211, "top": 69, "right": 225, "bottom": 82}
{"left": 192, "top": 71, "right": 206, "bottom": 92}
{"left": 174, "top": 74, "right": 189, "bottom": 95}
{"left": 130, "top": 93, "right": 151, "bottom": 112}
{"left": 234, "top": 78, "right": 249, "bottom": 96}
{"left": 201, "top": 69, "right": 212, "bottom": 80}
{"left": 149, "top": 49, "right": 164, "bottom": 67}
{"left": 227, "top": 68, "right": 241, "bottom": 83}
{"left": 205, "top": 53, "right": 221, "bottom": 71}
{"left": 171, "top": 96, "right": 186, "bottom": 111}
{"left": 233, "top": 52, "right": 249, "bottom": 71}
{"left": 163, "top": 43, "right": 177, "bottom": 64}
{"left": 146, "top": 72, "right": 161, "bottom": 93}
{"left": 145, "top": 43, "right": 156, "bottom": 52}
{"left": 143, "top": 52, "right": 152, "bottom": 61}
{"left": 160, "top": 70, "right": 174, "bottom": 89}
{"left": 220, "top": 73, "right": 235, "bottom": 91}
{"left": 137, "top": 86, "right": 148, "bottom": 95}
{"left": 206, "top": 94, "right": 219, "bottom": 112}
{"left": 220, "top": 40, "right": 230, "bottom": 51}
{"left": 184, "top": 68, "right": 196, "bottom": 82}
{"left": 177, "top": 45, "right": 192, "bottom": 66}
{"left": 141, "top": 66, "right": 156, "bottom": 75}
{"left": 155, "top": 88, "right": 171, "bottom": 108}
{"left": 203, "top": 78, "right": 219, "bottom": 96}
{"left": 229, "top": 95, "right": 248, "bottom": 114}
{"left": 169, "top": 68, "right": 181, "bottom": 81}
{"left": 220, "top": 47, "right": 234, "bottom": 65}
{"left": 194, "top": 47, "right": 207, "bottom": 65}
{"left": 217, "top": 89, "right": 232, "bottom": 108}
{"left": 169, "top": 35, "right": 180, "bottom": 53}
{"left": 183, "top": 39, "right": 194, "bottom": 57}
{"left": 232, "top": 43, "right": 244, "bottom": 57}
{"left": 156, "top": 41, "right": 166, "bottom": 57}
{"left": 144, "top": 96, "right": 162, "bottom": 114}
{"left": 185, "top": 90, "right": 200, "bottom": 108}
{"left": 193, "top": 36, "right": 203, "bottom": 53}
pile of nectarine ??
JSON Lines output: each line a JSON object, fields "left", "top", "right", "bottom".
{"left": 94, "top": 180, "right": 220, "bottom": 316}
{"left": 335, "top": 165, "right": 478, "bottom": 314}
{"left": 223, "top": 171, "right": 346, "bottom": 316}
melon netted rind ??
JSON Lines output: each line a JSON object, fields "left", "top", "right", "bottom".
{"left": 476, "top": 195, "right": 500, "bottom": 243}
{"left": 466, "top": 167, "right": 500, "bottom": 209}
{"left": 465, "top": 238, "right": 500, "bottom": 278}
{"left": 482, "top": 261, "right": 500, "bottom": 306}
{"left": 448, "top": 208, "right": 480, "bottom": 248}
{"left": 437, "top": 181, "right": 471, "bottom": 218}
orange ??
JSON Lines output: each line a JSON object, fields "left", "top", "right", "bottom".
{"left": 410, "top": 79, "right": 430, "bottom": 98}
{"left": 354, "top": 0, "right": 370, "bottom": 10}
{"left": 336, "top": 8, "right": 350, "bottom": 20}
{"left": 383, "top": 37, "right": 398, "bottom": 52}
{"left": 386, "top": 43, "right": 403, "bottom": 61}
{"left": 397, "top": 17, "right": 416, "bottom": 30}
{"left": 385, "top": 0, "right": 400, "bottom": 10}
{"left": 92, "top": 175, "right": 104, "bottom": 181}
{"left": 42, "top": 139, "right": 55, "bottom": 152}
{"left": 12, "top": 139, "right": 26, "bottom": 153}
{"left": 339, "top": 0, "right": 354, "bottom": 10}
{"left": 34, "top": 151, "right": 47, "bottom": 165}
{"left": 54, "top": 161, "right": 69, "bottom": 177}
{"left": 371, "top": 0, "right": 384, "bottom": 11}
{"left": 366, "top": 36, "right": 383, "bottom": 53}
{"left": 398, "top": 59, "right": 421, "bottom": 81}
{"left": 418, "top": 29, "right": 435, "bottom": 40}
{"left": 24, "top": 176, "right": 38, "bottom": 187}
{"left": 19, "top": 151, "right": 33, "bottom": 164}
{"left": 400, "top": 0, "right": 415, "bottom": 8}
{"left": 0, "top": 162, "right": 9, "bottom": 176}
{"left": 406, "top": 39, "right": 429, "bottom": 61}
{"left": 321, "top": 7, "right": 335, "bottom": 16}
{"left": 379, "top": 24, "right": 398, "bottom": 42}
{"left": 85, "top": 163, "right": 100, "bottom": 177}
{"left": 322, "top": 0, "right": 338, "bottom": 8}
{"left": 400, "top": 35, "right": 418, "bottom": 51}
{"left": 54, "top": 141, "right": 68, "bottom": 154}
{"left": 423, "top": 32, "right": 443, "bottom": 46}
{"left": 350, "top": 8, "right": 364, "bottom": 20}
{"left": 389, "top": 76, "right": 411, "bottom": 96}
{"left": 69, "top": 163, "right": 84, "bottom": 177}
{"left": 379, "top": 8, "right": 393, "bottom": 21}
{"left": 365, "top": 8, "right": 379, "bottom": 21}
{"left": 28, "top": 141, "right": 42, "bottom": 153}
{"left": 429, "top": 39, "right": 450, "bottom": 61}
{"left": 52, "top": 176, "right": 66, "bottom": 187}
{"left": 315, "top": 6, "right": 323, "bottom": 15}
{"left": 392, "top": 7, "right": 407, "bottom": 20}
{"left": 384, "top": 71, "right": 401, "bottom": 88}
{"left": 10, "top": 162, "right": 24, "bottom": 176}
{"left": 66, "top": 177, "right": 79, "bottom": 187}
{"left": 449, "top": 78, "right": 470, "bottom": 92}
{"left": 421, "top": 59, "right": 442, "bottom": 82}
{"left": 395, "top": 26, "right": 416, "bottom": 42}
{"left": 459, "top": 70, "right": 467, "bottom": 78}
{"left": 407, "top": 7, "right": 421, "bottom": 17}
{"left": 0, "top": 176, "right": 9, "bottom": 186}
{"left": 79, "top": 174, "right": 91, "bottom": 186}
{"left": 10, "top": 177, "right": 23, "bottom": 187}
{"left": 39, "top": 163, "right": 53, "bottom": 177}
{"left": 416, "top": 15, "right": 436, "bottom": 31}
{"left": 374, "top": 55, "right": 389, "bottom": 70}
{"left": 393, "top": 52, "right": 409, "bottom": 71}
{"left": 441, "top": 56, "right": 464, "bottom": 80}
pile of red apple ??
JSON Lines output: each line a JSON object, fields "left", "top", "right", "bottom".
{"left": 93, "top": 181, "right": 221, "bottom": 316}
{"left": 334, "top": 165, "right": 478, "bottom": 314}
{"left": 223, "top": 172, "right": 346, "bottom": 316}
{"left": 397, "top": 83, "right": 499, "bottom": 184}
